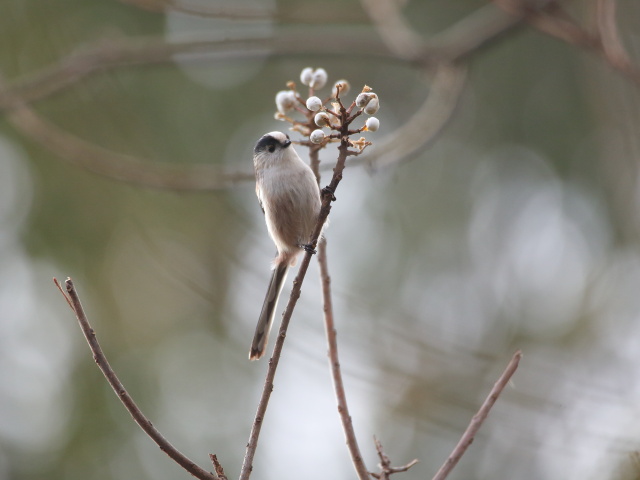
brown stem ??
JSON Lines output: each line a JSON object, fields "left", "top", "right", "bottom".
{"left": 318, "top": 240, "right": 370, "bottom": 480}
{"left": 308, "top": 147, "right": 370, "bottom": 480}
{"left": 431, "top": 350, "right": 523, "bottom": 480}
{"left": 53, "top": 278, "right": 217, "bottom": 480}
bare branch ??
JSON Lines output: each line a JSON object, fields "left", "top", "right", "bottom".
{"left": 310, "top": 147, "right": 369, "bottom": 480}
{"left": 431, "top": 350, "right": 523, "bottom": 480}
{"left": 53, "top": 278, "right": 218, "bottom": 480}
{"left": 209, "top": 454, "right": 228, "bottom": 480}
{"left": 371, "top": 436, "right": 418, "bottom": 480}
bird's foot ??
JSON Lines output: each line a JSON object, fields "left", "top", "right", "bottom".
{"left": 298, "top": 243, "right": 317, "bottom": 255}
{"left": 322, "top": 185, "right": 337, "bottom": 201}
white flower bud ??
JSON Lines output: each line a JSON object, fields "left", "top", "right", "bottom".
{"left": 314, "top": 112, "right": 331, "bottom": 127}
{"left": 310, "top": 68, "right": 328, "bottom": 90}
{"left": 364, "top": 97, "right": 379, "bottom": 115}
{"left": 365, "top": 117, "right": 380, "bottom": 132}
{"left": 332, "top": 79, "right": 350, "bottom": 97}
{"left": 355, "top": 92, "right": 373, "bottom": 107}
{"left": 300, "top": 67, "right": 314, "bottom": 86}
{"left": 306, "top": 96, "right": 323, "bottom": 112}
{"left": 310, "top": 129, "right": 325, "bottom": 144}
{"left": 275, "top": 90, "right": 297, "bottom": 114}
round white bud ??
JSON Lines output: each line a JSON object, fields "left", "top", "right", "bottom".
{"left": 275, "top": 90, "right": 297, "bottom": 114}
{"left": 314, "top": 112, "right": 331, "bottom": 127}
{"left": 300, "top": 67, "right": 314, "bottom": 86}
{"left": 310, "top": 129, "right": 325, "bottom": 144}
{"left": 310, "top": 68, "right": 328, "bottom": 90}
{"left": 355, "top": 92, "right": 373, "bottom": 108}
{"left": 332, "top": 79, "right": 350, "bottom": 97}
{"left": 365, "top": 117, "right": 380, "bottom": 132}
{"left": 364, "top": 97, "right": 379, "bottom": 115}
{"left": 306, "top": 96, "right": 323, "bottom": 112}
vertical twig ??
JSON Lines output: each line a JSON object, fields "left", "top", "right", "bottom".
{"left": 311, "top": 147, "right": 370, "bottom": 480}
{"left": 53, "top": 278, "right": 218, "bottom": 480}
{"left": 209, "top": 454, "right": 228, "bottom": 480}
{"left": 431, "top": 350, "right": 522, "bottom": 480}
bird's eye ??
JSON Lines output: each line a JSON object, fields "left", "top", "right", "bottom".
{"left": 268, "top": 144, "right": 276, "bottom": 153}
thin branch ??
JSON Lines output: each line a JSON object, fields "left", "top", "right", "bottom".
{"left": 371, "top": 436, "right": 418, "bottom": 480}
{"left": 53, "top": 277, "right": 218, "bottom": 480}
{"left": 209, "top": 454, "right": 228, "bottom": 480}
{"left": 431, "top": 350, "right": 523, "bottom": 480}
{"left": 0, "top": 76, "right": 252, "bottom": 191}
{"left": 239, "top": 135, "right": 355, "bottom": 480}
{"left": 311, "top": 150, "right": 369, "bottom": 480}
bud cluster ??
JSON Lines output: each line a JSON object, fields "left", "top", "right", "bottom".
{"left": 273, "top": 67, "right": 380, "bottom": 147}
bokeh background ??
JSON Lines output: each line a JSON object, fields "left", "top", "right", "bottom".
{"left": 2, "top": 1, "right": 640, "bottom": 479}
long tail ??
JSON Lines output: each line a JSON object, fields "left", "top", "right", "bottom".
{"left": 249, "top": 262, "right": 289, "bottom": 360}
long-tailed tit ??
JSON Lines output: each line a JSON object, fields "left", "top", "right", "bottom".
{"left": 249, "top": 131, "right": 322, "bottom": 360}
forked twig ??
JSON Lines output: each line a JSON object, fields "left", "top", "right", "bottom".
{"left": 53, "top": 277, "right": 218, "bottom": 480}
{"left": 371, "top": 436, "right": 418, "bottom": 480}
{"left": 431, "top": 350, "right": 522, "bottom": 480}
{"left": 209, "top": 454, "right": 228, "bottom": 480}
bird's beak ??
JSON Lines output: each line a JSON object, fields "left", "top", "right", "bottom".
{"left": 283, "top": 139, "right": 292, "bottom": 148}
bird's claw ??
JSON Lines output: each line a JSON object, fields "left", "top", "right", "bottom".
{"left": 299, "top": 243, "right": 317, "bottom": 255}
{"left": 322, "top": 186, "right": 337, "bottom": 201}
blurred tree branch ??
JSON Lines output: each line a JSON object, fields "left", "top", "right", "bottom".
{"left": 493, "top": 0, "right": 640, "bottom": 84}
{"left": 0, "top": 3, "right": 518, "bottom": 190}
{"left": 0, "top": 82, "right": 252, "bottom": 190}
{"left": 1, "top": 0, "right": 637, "bottom": 193}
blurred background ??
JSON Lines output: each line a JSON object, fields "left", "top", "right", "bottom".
{"left": 2, "top": 0, "right": 640, "bottom": 479}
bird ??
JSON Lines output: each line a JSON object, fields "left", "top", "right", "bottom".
{"left": 250, "top": 131, "right": 322, "bottom": 360}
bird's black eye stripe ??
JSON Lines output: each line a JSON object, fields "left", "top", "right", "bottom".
{"left": 254, "top": 135, "right": 278, "bottom": 155}
{"left": 254, "top": 134, "right": 291, "bottom": 154}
